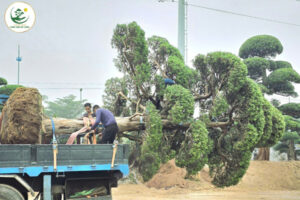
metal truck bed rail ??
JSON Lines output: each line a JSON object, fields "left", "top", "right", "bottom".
{"left": 0, "top": 144, "right": 129, "bottom": 177}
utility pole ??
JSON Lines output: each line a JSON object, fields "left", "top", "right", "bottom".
{"left": 159, "top": 0, "right": 187, "bottom": 63}
{"left": 16, "top": 45, "right": 22, "bottom": 84}
{"left": 178, "top": 0, "right": 187, "bottom": 63}
{"left": 80, "top": 88, "right": 83, "bottom": 101}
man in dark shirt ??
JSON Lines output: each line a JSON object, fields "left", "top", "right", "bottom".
{"left": 92, "top": 105, "right": 100, "bottom": 117}
{"left": 88, "top": 108, "right": 118, "bottom": 144}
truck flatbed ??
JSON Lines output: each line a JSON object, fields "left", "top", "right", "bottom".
{"left": 0, "top": 144, "right": 129, "bottom": 200}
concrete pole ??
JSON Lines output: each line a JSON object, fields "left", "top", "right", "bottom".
{"left": 178, "top": 0, "right": 186, "bottom": 62}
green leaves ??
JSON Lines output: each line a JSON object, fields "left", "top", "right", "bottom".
{"left": 0, "top": 78, "right": 7, "bottom": 86}
{"left": 244, "top": 57, "right": 269, "bottom": 81}
{"left": 166, "top": 56, "right": 197, "bottom": 89}
{"left": 281, "top": 131, "right": 300, "bottom": 141}
{"left": 269, "top": 60, "right": 292, "bottom": 71}
{"left": 44, "top": 95, "right": 86, "bottom": 119}
{"left": 0, "top": 84, "right": 23, "bottom": 95}
{"left": 176, "top": 120, "right": 212, "bottom": 176}
{"left": 139, "top": 102, "right": 163, "bottom": 181}
{"left": 266, "top": 68, "right": 300, "bottom": 97}
{"left": 102, "top": 77, "right": 129, "bottom": 116}
{"left": 239, "top": 35, "right": 283, "bottom": 59}
{"left": 205, "top": 52, "right": 248, "bottom": 100}
{"left": 279, "top": 103, "right": 300, "bottom": 118}
{"left": 210, "top": 95, "right": 229, "bottom": 118}
{"left": 111, "top": 22, "right": 150, "bottom": 89}
{"left": 284, "top": 115, "right": 300, "bottom": 132}
{"left": 165, "top": 85, "right": 194, "bottom": 124}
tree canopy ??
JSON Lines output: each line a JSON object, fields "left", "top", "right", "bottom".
{"left": 0, "top": 84, "right": 23, "bottom": 95}
{"left": 106, "top": 22, "right": 285, "bottom": 187}
{"left": 239, "top": 35, "right": 300, "bottom": 97}
{"left": 274, "top": 115, "right": 300, "bottom": 160}
{"left": 279, "top": 103, "right": 300, "bottom": 119}
{"left": 239, "top": 35, "right": 283, "bottom": 59}
{"left": 0, "top": 78, "right": 7, "bottom": 86}
{"left": 44, "top": 95, "right": 86, "bottom": 119}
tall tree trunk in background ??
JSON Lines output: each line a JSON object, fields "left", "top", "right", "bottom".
{"left": 256, "top": 147, "right": 270, "bottom": 160}
{"left": 288, "top": 140, "right": 296, "bottom": 161}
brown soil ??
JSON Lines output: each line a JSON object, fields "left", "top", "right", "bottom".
{"left": 112, "top": 160, "right": 300, "bottom": 200}
{"left": 146, "top": 159, "right": 300, "bottom": 191}
{"left": 146, "top": 159, "right": 189, "bottom": 189}
{"left": 0, "top": 88, "right": 42, "bottom": 144}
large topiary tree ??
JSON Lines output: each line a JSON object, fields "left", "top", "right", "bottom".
{"left": 239, "top": 35, "right": 299, "bottom": 160}
{"left": 104, "top": 22, "right": 285, "bottom": 187}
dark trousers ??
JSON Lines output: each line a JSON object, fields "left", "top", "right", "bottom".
{"left": 100, "top": 123, "right": 118, "bottom": 144}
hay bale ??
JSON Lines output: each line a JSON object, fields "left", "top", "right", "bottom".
{"left": 0, "top": 88, "right": 42, "bottom": 144}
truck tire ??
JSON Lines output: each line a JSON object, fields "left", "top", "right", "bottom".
{"left": 0, "top": 184, "right": 25, "bottom": 200}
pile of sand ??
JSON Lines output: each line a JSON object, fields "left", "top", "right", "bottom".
{"left": 145, "top": 159, "right": 300, "bottom": 191}
{"left": 146, "top": 159, "right": 189, "bottom": 189}
{"left": 0, "top": 88, "right": 42, "bottom": 144}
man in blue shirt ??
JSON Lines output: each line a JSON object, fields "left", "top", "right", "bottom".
{"left": 88, "top": 108, "right": 118, "bottom": 144}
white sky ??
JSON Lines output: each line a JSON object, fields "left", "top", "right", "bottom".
{"left": 0, "top": 0, "right": 300, "bottom": 106}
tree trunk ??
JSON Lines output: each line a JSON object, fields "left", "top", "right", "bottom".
{"left": 288, "top": 140, "right": 296, "bottom": 161}
{"left": 41, "top": 116, "right": 188, "bottom": 144}
{"left": 256, "top": 147, "right": 270, "bottom": 160}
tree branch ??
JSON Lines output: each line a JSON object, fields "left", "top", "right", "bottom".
{"left": 153, "top": 59, "right": 167, "bottom": 78}
{"left": 118, "top": 132, "right": 143, "bottom": 143}
{"left": 194, "top": 92, "right": 212, "bottom": 101}
{"left": 117, "top": 92, "right": 146, "bottom": 111}
{"left": 208, "top": 121, "right": 232, "bottom": 128}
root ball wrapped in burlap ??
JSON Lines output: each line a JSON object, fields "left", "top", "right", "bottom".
{"left": 0, "top": 88, "right": 42, "bottom": 144}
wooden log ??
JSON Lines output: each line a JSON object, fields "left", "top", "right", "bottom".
{"left": 41, "top": 116, "right": 189, "bottom": 143}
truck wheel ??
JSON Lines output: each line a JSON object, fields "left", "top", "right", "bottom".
{"left": 0, "top": 184, "right": 25, "bottom": 200}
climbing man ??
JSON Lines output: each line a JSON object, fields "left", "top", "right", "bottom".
{"left": 88, "top": 107, "right": 118, "bottom": 144}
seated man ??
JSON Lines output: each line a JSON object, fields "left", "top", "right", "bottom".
{"left": 83, "top": 103, "right": 92, "bottom": 118}
{"left": 88, "top": 107, "right": 118, "bottom": 144}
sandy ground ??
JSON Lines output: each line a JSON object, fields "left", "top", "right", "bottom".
{"left": 112, "top": 160, "right": 300, "bottom": 200}
{"left": 112, "top": 184, "right": 300, "bottom": 200}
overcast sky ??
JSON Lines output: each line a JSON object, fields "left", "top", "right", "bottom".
{"left": 1, "top": 0, "right": 300, "bottom": 106}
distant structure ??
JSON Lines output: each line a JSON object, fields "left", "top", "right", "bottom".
{"left": 16, "top": 44, "right": 22, "bottom": 84}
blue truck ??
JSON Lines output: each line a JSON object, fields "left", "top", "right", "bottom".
{"left": 0, "top": 143, "right": 129, "bottom": 200}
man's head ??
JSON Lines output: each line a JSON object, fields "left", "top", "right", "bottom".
{"left": 93, "top": 105, "right": 100, "bottom": 113}
{"left": 84, "top": 103, "right": 92, "bottom": 113}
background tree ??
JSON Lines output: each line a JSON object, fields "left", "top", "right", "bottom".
{"left": 44, "top": 95, "right": 86, "bottom": 119}
{"left": 0, "top": 77, "right": 23, "bottom": 111}
{"left": 0, "top": 77, "right": 8, "bottom": 86}
{"left": 107, "top": 22, "right": 285, "bottom": 187}
{"left": 273, "top": 103, "right": 300, "bottom": 160}
{"left": 239, "top": 35, "right": 300, "bottom": 160}
{"left": 102, "top": 77, "right": 130, "bottom": 116}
